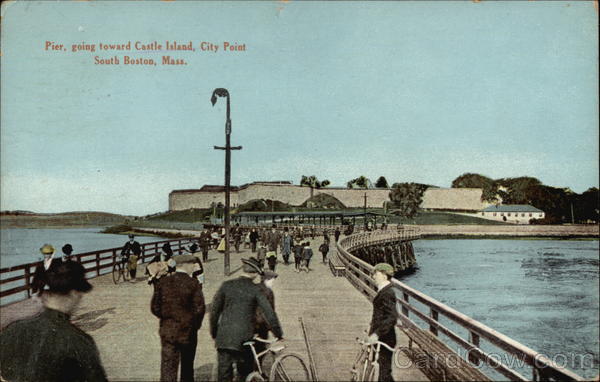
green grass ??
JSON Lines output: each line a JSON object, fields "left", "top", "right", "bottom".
{"left": 388, "top": 211, "right": 510, "bottom": 225}
{"left": 144, "top": 208, "right": 212, "bottom": 222}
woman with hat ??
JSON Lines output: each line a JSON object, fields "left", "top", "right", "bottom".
{"left": 31, "top": 244, "right": 62, "bottom": 295}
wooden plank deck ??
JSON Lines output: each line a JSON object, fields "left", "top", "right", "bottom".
{"left": 0, "top": 243, "right": 428, "bottom": 381}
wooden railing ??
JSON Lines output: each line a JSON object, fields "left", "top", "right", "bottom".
{"left": 336, "top": 231, "right": 584, "bottom": 382}
{"left": 0, "top": 238, "right": 196, "bottom": 306}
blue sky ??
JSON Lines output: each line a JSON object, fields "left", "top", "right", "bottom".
{"left": 1, "top": 1, "right": 598, "bottom": 215}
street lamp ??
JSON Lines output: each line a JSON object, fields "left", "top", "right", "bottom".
{"left": 212, "top": 88, "right": 242, "bottom": 276}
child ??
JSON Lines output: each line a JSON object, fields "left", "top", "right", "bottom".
{"left": 302, "top": 242, "right": 313, "bottom": 272}
{"left": 266, "top": 250, "right": 277, "bottom": 271}
{"left": 293, "top": 243, "right": 303, "bottom": 273}
{"left": 257, "top": 244, "right": 267, "bottom": 269}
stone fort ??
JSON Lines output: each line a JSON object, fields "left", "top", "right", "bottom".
{"left": 169, "top": 181, "right": 492, "bottom": 212}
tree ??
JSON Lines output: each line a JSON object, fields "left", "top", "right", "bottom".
{"left": 375, "top": 176, "right": 389, "bottom": 188}
{"left": 496, "top": 177, "right": 543, "bottom": 204}
{"left": 347, "top": 176, "right": 371, "bottom": 189}
{"left": 574, "top": 187, "right": 599, "bottom": 223}
{"left": 389, "top": 183, "right": 424, "bottom": 219}
{"left": 300, "top": 175, "right": 330, "bottom": 198}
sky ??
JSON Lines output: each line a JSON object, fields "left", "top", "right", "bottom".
{"left": 1, "top": 1, "right": 598, "bottom": 216}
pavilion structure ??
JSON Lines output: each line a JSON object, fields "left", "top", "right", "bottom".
{"left": 231, "top": 210, "right": 389, "bottom": 226}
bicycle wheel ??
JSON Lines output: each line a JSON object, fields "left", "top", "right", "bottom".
{"left": 122, "top": 262, "right": 130, "bottom": 281}
{"left": 112, "top": 263, "right": 121, "bottom": 284}
{"left": 269, "top": 352, "right": 311, "bottom": 382}
{"left": 245, "top": 371, "right": 265, "bottom": 382}
{"left": 367, "top": 363, "right": 379, "bottom": 382}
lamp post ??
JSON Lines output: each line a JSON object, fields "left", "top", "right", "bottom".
{"left": 212, "top": 88, "right": 242, "bottom": 276}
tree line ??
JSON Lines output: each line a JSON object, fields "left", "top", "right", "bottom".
{"left": 451, "top": 173, "right": 599, "bottom": 224}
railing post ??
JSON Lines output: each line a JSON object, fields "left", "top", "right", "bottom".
{"left": 402, "top": 292, "right": 409, "bottom": 318}
{"left": 96, "top": 252, "right": 101, "bottom": 276}
{"left": 468, "top": 331, "right": 481, "bottom": 365}
{"left": 429, "top": 308, "right": 439, "bottom": 336}
{"left": 24, "top": 266, "right": 31, "bottom": 298}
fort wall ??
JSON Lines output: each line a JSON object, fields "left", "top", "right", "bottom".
{"left": 169, "top": 190, "right": 239, "bottom": 211}
{"left": 169, "top": 184, "right": 490, "bottom": 212}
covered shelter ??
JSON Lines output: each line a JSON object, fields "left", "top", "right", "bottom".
{"left": 232, "top": 210, "right": 389, "bottom": 226}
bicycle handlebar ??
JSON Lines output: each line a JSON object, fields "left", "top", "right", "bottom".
{"left": 252, "top": 336, "right": 282, "bottom": 344}
{"left": 355, "top": 337, "right": 397, "bottom": 352}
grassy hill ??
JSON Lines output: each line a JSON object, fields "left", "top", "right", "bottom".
{"left": 0, "top": 211, "right": 133, "bottom": 228}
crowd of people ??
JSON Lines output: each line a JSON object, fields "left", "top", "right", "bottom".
{"left": 0, "top": 226, "right": 400, "bottom": 382}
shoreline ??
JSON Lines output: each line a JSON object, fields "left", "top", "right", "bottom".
{"left": 2, "top": 224, "right": 598, "bottom": 240}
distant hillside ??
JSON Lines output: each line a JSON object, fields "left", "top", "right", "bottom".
{"left": 0, "top": 211, "right": 134, "bottom": 228}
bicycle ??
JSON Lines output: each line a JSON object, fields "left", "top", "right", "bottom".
{"left": 351, "top": 336, "right": 397, "bottom": 382}
{"left": 112, "top": 255, "right": 130, "bottom": 284}
{"left": 243, "top": 336, "right": 311, "bottom": 382}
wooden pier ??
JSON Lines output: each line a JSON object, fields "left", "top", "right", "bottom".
{"left": 1, "top": 227, "right": 588, "bottom": 381}
{"left": 0, "top": 242, "right": 427, "bottom": 381}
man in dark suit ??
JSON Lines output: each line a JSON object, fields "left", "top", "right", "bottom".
{"left": 122, "top": 234, "right": 142, "bottom": 281}
{"left": 151, "top": 255, "right": 205, "bottom": 382}
{"left": 367, "top": 263, "right": 398, "bottom": 382}
{"left": 31, "top": 244, "right": 63, "bottom": 296}
{"left": 265, "top": 225, "right": 281, "bottom": 256}
{"left": 1, "top": 260, "right": 107, "bottom": 382}
{"left": 210, "top": 257, "right": 283, "bottom": 382}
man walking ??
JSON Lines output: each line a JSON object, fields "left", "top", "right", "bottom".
{"left": 1, "top": 261, "right": 107, "bottom": 382}
{"left": 367, "top": 263, "right": 398, "bottom": 382}
{"left": 249, "top": 228, "right": 259, "bottom": 253}
{"left": 151, "top": 255, "right": 206, "bottom": 382}
{"left": 210, "top": 257, "right": 283, "bottom": 382}
{"left": 280, "top": 228, "right": 293, "bottom": 265}
{"left": 334, "top": 227, "right": 341, "bottom": 242}
{"left": 265, "top": 225, "right": 281, "bottom": 257}
{"left": 199, "top": 228, "right": 211, "bottom": 262}
{"left": 232, "top": 223, "right": 242, "bottom": 253}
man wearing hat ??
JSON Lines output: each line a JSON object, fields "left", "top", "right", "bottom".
{"left": 1, "top": 260, "right": 107, "bottom": 381}
{"left": 210, "top": 257, "right": 283, "bottom": 382}
{"left": 31, "top": 244, "right": 62, "bottom": 295}
{"left": 61, "top": 243, "right": 74, "bottom": 262}
{"left": 151, "top": 254, "right": 205, "bottom": 382}
{"left": 367, "top": 263, "right": 398, "bottom": 382}
{"left": 265, "top": 225, "right": 281, "bottom": 257}
{"left": 121, "top": 234, "right": 142, "bottom": 282}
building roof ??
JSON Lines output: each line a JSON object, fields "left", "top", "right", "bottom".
{"left": 482, "top": 204, "right": 543, "bottom": 213}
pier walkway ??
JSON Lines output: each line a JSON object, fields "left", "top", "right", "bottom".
{"left": 1, "top": 242, "right": 428, "bottom": 382}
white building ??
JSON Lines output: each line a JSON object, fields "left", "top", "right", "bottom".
{"left": 480, "top": 205, "right": 545, "bottom": 224}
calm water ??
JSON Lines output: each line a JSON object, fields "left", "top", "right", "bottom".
{"left": 403, "top": 239, "right": 599, "bottom": 379}
{"left": 0, "top": 228, "right": 165, "bottom": 269}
